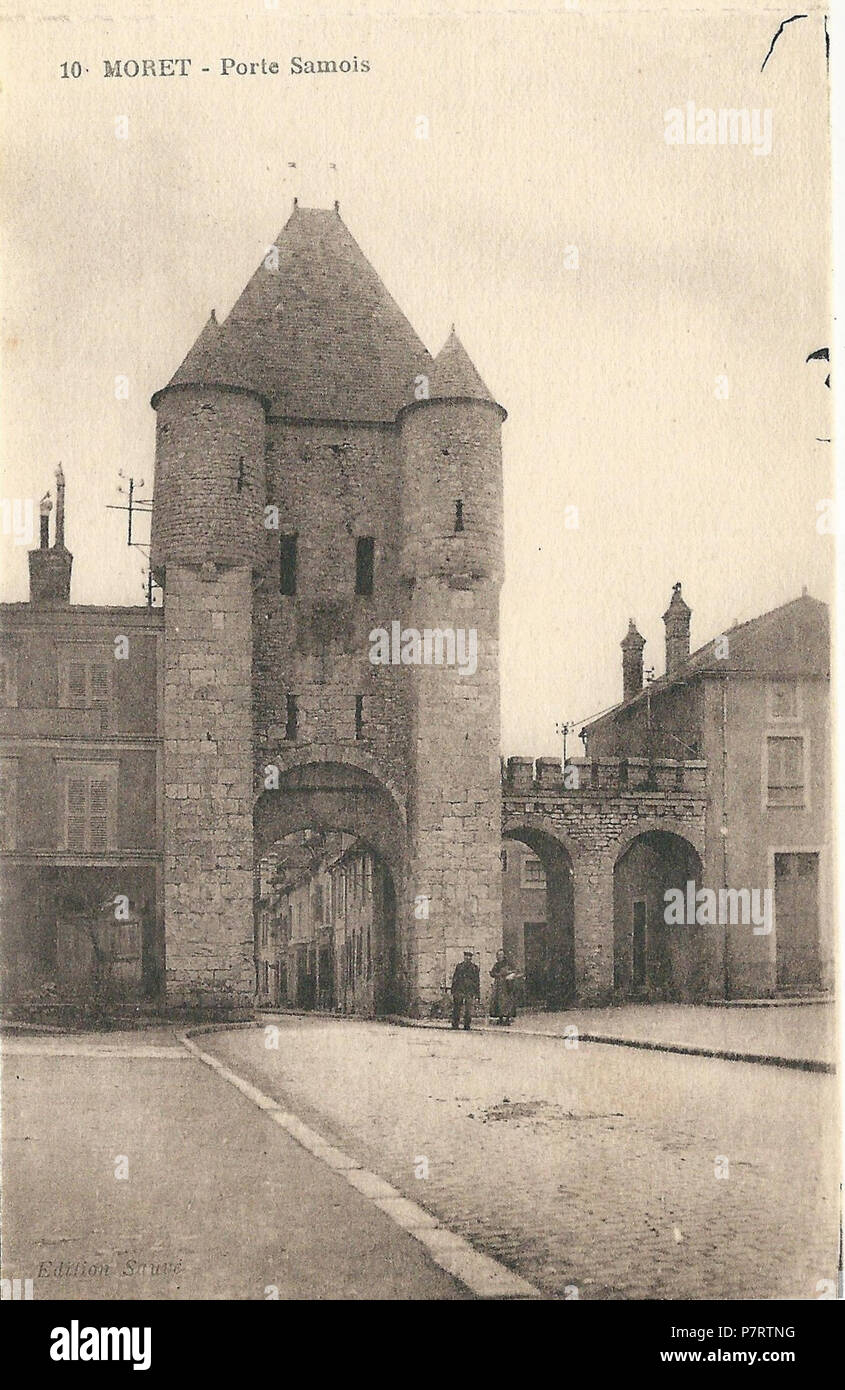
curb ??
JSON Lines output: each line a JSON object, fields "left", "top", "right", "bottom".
{"left": 255, "top": 1006, "right": 834, "bottom": 1073}
{"left": 380, "top": 1015, "right": 835, "bottom": 1075}
{"left": 180, "top": 1030, "right": 543, "bottom": 1301}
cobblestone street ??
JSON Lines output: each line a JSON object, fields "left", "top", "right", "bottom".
{"left": 208, "top": 1017, "right": 838, "bottom": 1300}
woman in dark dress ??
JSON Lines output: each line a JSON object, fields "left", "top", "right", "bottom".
{"left": 490, "top": 949, "right": 517, "bottom": 1025}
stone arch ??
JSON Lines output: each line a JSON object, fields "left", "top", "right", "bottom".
{"left": 254, "top": 760, "right": 407, "bottom": 878}
{"left": 502, "top": 812, "right": 589, "bottom": 878}
{"left": 256, "top": 743, "right": 406, "bottom": 826}
{"left": 607, "top": 816, "right": 705, "bottom": 873}
{"left": 612, "top": 826, "right": 705, "bottom": 1002}
{"left": 502, "top": 817, "right": 580, "bottom": 1007}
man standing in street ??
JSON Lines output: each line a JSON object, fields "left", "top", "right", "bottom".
{"left": 450, "top": 949, "right": 480, "bottom": 1030}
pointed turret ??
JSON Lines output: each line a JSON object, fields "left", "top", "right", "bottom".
{"left": 151, "top": 310, "right": 260, "bottom": 406}
{"left": 428, "top": 328, "right": 499, "bottom": 404}
{"left": 398, "top": 327, "right": 505, "bottom": 585}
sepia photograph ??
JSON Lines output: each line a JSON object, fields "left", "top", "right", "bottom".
{"left": 0, "top": 0, "right": 839, "bottom": 1351}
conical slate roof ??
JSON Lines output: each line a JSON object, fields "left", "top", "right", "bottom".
{"left": 157, "top": 205, "right": 432, "bottom": 422}
{"left": 162, "top": 310, "right": 259, "bottom": 399}
{"left": 429, "top": 328, "right": 497, "bottom": 402}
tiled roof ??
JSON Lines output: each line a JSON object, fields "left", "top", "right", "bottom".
{"left": 158, "top": 205, "right": 431, "bottom": 422}
{"left": 682, "top": 593, "right": 829, "bottom": 679}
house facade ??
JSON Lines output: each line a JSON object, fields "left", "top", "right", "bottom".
{"left": 581, "top": 586, "right": 831, "bottom": 999}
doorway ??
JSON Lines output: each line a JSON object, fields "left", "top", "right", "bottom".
{"left": 774, "top": 853, "right": 820, "bottom": 991}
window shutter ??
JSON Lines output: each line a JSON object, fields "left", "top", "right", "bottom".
{"left": 67, "top": 662, "right": 87, "bottom": 705}
{"left": 88, "top": 777, "right": 110, "bottom": 851}
{"left": 66, "top": 777, "right": 88, "bottom": 849}
{"left": 90, "top": 666, "right": 110, "bottom": 711}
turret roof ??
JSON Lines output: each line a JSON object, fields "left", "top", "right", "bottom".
{"left": 429, "top": 328, "right": 498, "bottom": 403}
{"left": 158, "top": 205, "right": 431, "bottom": 422}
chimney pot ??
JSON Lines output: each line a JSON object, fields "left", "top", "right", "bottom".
{"left": 662, "top": 582, "right": 692, "bottom": 676}
{"left": 621, "top": 619, "right": 645, "bottom": 702}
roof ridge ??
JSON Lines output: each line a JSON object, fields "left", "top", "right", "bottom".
{"left": 687, "top": 591, "right": 824, "bottom": 665}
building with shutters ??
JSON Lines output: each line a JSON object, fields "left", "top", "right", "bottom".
{"left": 0, "top": 474, "right": 163, "bottom": 1010}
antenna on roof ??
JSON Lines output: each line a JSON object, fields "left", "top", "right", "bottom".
{"left": 106, "top": 470, "right": 160, "bottom": 607}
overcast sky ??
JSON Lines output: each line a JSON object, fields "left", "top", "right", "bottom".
{"left": 0, "top": 0, "right": 832, "bottom": 754}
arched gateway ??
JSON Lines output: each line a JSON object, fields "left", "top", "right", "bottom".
{"left": 502, "top": 756, "right": 708, "bottom": 1004}
{"left": 254, "top": 762, "right": 405, "bottom": 1013}
{"left": 150, "top": 205, "right": 506, "bottom": 1015}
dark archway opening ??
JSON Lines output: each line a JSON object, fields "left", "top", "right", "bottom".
{"left": 502, "top": 829, "right": 575, "bottom": 1009}
{"left": 253, "top": 763, "right": 405, "bottom": 1017}
{"left": 613, "top": 830, "right": 704, "bottom": 1001}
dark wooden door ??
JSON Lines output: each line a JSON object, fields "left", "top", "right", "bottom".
{"left": 523, "top": 922, "right": 547, "bottom": 1003}
{"left": 775, "top": 853, "right": 820, "bottom": 991}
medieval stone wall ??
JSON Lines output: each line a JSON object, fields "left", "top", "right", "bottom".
{"left": 162, "top": 563, "right": 254, "bottom": 1010}
{"left": 151, "top": 387, "right": 266, "bottom": 577}
{"left": 503, "top": 757, "right": 708, "bottom": 1000}
{"left": 254, "top": 420, "right": 410, "bottom": 804}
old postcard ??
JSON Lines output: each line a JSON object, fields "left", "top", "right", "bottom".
{"left": 0, "top": 0, "right": 839, "bottom": 1348}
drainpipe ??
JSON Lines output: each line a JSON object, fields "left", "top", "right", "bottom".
{"left": 721, "top": 675, "right": 730, "bottom": 999}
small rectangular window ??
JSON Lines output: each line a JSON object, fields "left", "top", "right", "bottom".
{"left": 522, "top": 854, "right": 547, "bottom": 888}
{"left": 769, "top": 680, "right": 799, "bottom": 720}
{"left": 355, "top": 694, "right": 364, "bottom": 740}
{"left": 285, "top": 694, "right": 298, "bottom": 741}
{"left": 455, "top": 499, "right": 464, "bottom": 532}
{"left": 355, "top": 537, "right": 374, "bottom": 596}
{"left": 280, "top": 534, "right": 298, "bottom": 596}
{"left": 766, "top": 735, "right": 805, "bottom": 807}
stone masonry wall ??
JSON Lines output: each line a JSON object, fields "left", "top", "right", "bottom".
{"left": 503, "top": 757, "right": 708, "bottom": 1001}
{"left": 163, "top": 563, "right": 255, "bottom": 1011}
{"left": 254, "top": 420, "right": 410, "bottom": 804}
{"left": 151, "top": 387, "right": 266, "bottom": 577}
{"left": 406, "top": 579, "right": 502, "bottom": 1009}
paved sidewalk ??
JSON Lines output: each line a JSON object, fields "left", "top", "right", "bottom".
{"left": 1, "top": 1029, "right": 469, "bottom": 1300}
{"left": 508, "top": 1002, "right": 837, "bottom": 1067}
{"left": 365, "top": 1001, "right": 836, "bottom": 1069}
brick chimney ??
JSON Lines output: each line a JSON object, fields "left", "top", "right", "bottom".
{"left": 28, "top": 466, "right": 72, "bottom": 605}
{"left": 621, "top": 619, "right": 645, "bottom": 701}
{"left": 662, "top": 581, "right": 691, "bottom": 676}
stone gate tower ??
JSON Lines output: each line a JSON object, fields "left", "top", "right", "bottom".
{"left": 150, "top": 203, "right": 505, "bottom": 1013}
